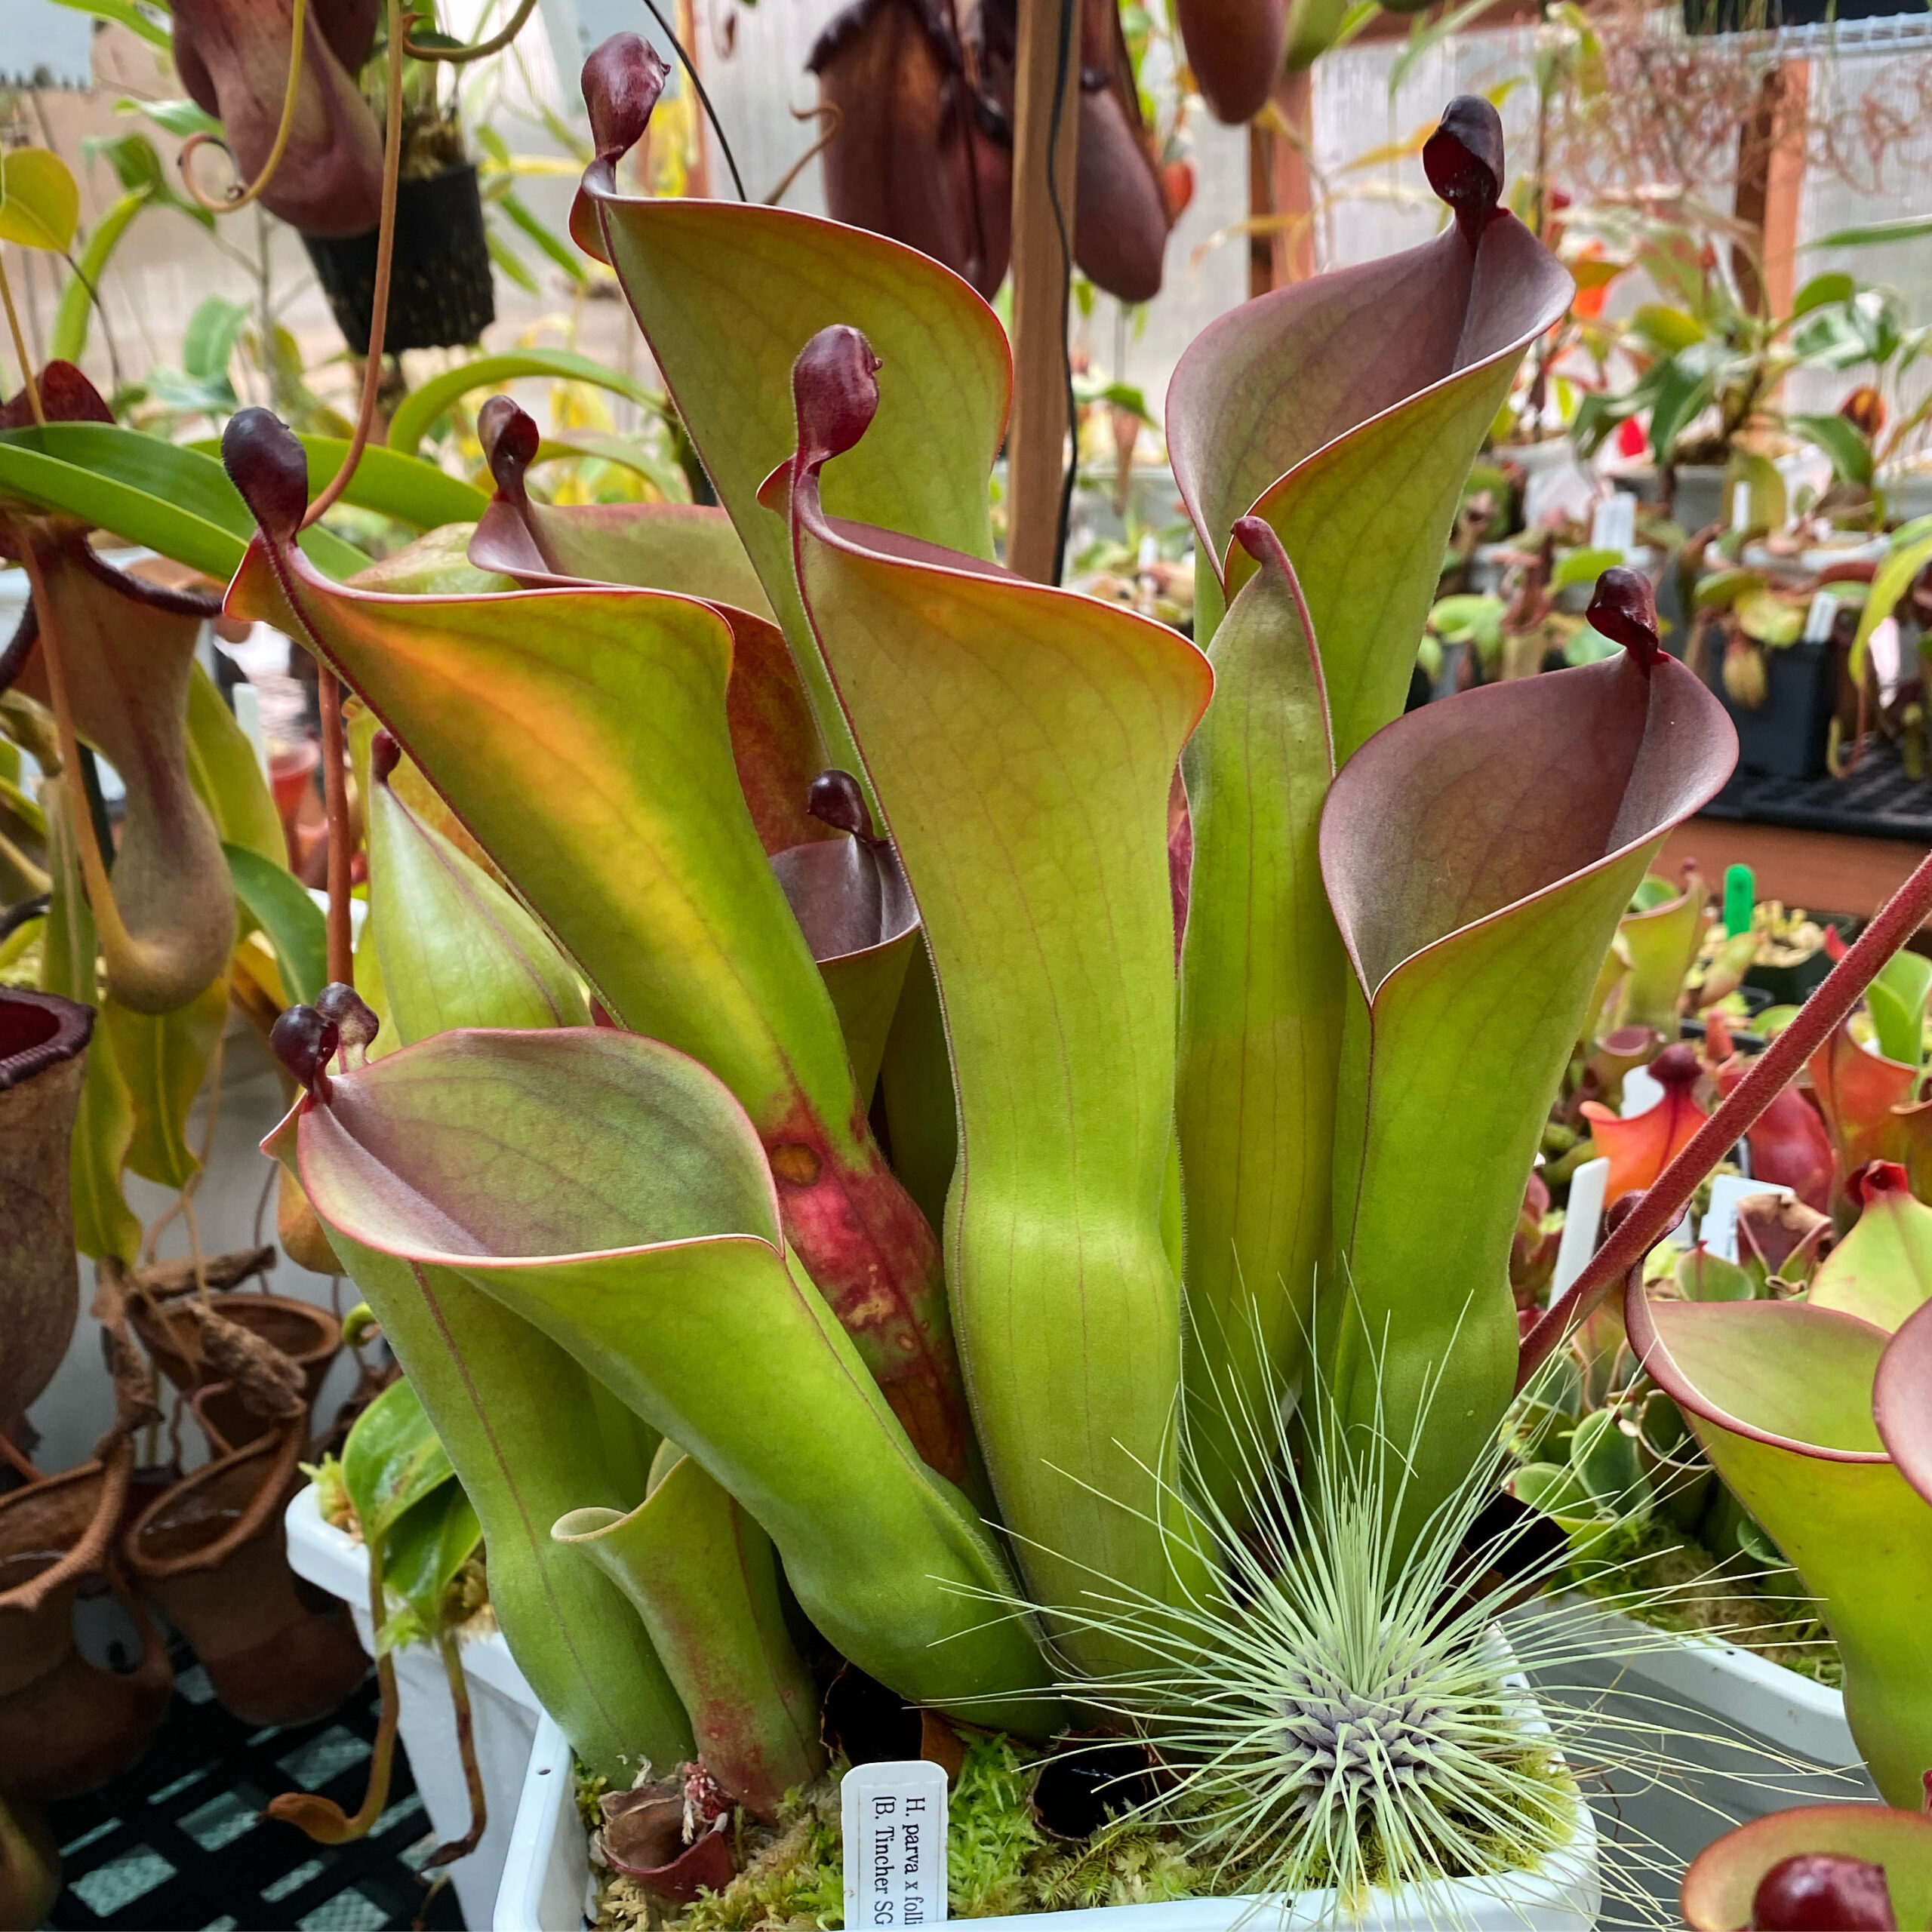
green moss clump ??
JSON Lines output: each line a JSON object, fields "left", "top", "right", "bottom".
{"left": 617, "top": 1737, "right": 1222, "bottom": 1930}
{"left": 599, "top": 1732, "right": 1582, "bottom": 1928}
{"left": 1567, "top": 1518, "right": 1842, "bottom": 1686}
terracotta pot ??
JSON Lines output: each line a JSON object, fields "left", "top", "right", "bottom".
{"left": 124, "top": 1422, "right": 365, "bottom": 1726}
{"left": 0, "top": 990, "right": 93, "bottom": 1431}
{"left": 129, "top": 1292, "right": 340, "bottom": 1449}
{"left": 0, "top": 1445, "right": 174, "bottom": 1800}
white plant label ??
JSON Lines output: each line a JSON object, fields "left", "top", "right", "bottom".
{"left": 1803, "top": 590, "right": 1839, "bottom": 644}
{"left": 1589, "top": 491, "right": 1637, "bottom": 558}
{"left": 842, "top": 1760, "right": 949, "bottom": 1929}
{"left": 1731, "top": 481, "right": 1752, "bottom": 531}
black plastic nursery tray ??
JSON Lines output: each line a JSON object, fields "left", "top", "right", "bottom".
{"left": 1701, "top": 738, "right": 1932, "bottom": 844}
{"left": 41, "top": 1644, "right": 465, "bottom": 1932}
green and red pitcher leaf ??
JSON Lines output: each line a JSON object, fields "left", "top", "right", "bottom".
{"left": 1166, "top": 97, "right": 1571, "bottom": 755}
{"left": 275, "top": 1025, "right": 1054, "bottom": 1733}
{"left": 571, "top": 36, "right": 1010, "bottom": 770}
{"left": 223, "top": 412, "right": 971, "bottom": 1484}
{"left": 1322, "top": 596, "right": 1733, "bottom": 1538}
{"left": 783, "top": 325, "right": 1214, "bottom": 1666}
{"left": 1630, "top": 1285, "right": 1932, "bottom": 1807}
{"left": 1682, "top": 1804, "right": 1932, "bottom": 1932}
{"left": 553, "top": 1448, "right": 824, "bottom": 1821}
{"left": 1174, "top": 515, "right": 1343, "bottom": 1521}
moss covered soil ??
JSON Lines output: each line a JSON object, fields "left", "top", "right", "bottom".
{"left": 586, "top": 1729, "right": 1580, "bottom": 1930}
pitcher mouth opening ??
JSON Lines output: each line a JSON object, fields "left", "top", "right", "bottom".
{"left": 0, "top": 989, "right": 94, "bottom": 1093}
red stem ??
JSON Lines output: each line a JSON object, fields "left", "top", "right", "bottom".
{"left": 1518, "top": 848, "right": 1932, "bottom": 1389}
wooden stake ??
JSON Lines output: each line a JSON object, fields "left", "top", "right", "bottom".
{"left": 1005, "top": 0, "right": 1081, "bottom": 586}
{"left": 677, "top": 0, "right": 713, "bottom": 199}
{"left": 1732, "top": 59, "right": 1810, "bottom": 319}
{"left": 1247, "top": 69, "right": 1315, "bottom": 299}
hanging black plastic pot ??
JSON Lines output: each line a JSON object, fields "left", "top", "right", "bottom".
{"left": 301, "top": 162, "right": 495, "bottom": 355}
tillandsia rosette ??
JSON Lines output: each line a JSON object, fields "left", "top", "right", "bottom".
{"left": 18, "top": 28, "right": 1932, "bottom": 1919}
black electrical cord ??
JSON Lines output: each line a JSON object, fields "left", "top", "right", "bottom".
{"left": 637, "top": 0, "right": 747, "bottom": 201}
{"left": 1045, "top": 0, "right": 1078, "bottom": 586}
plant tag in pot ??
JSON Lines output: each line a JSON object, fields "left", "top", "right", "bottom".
{"left": 1803, "top": 591, "right": 1838, "bottom": 645}
{"left": 1589, "top": 492, "right": 1637, "bottom": 560}
{"left": 841, "top": 1761, "right": 948, "bottom": 1927}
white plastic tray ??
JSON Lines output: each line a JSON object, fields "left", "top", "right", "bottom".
{"left": 286, "top": 1484, "right": 543, "bottom": 1927}
{"left": 493, "top": 1663, "right": 1600, "bottom": 1932}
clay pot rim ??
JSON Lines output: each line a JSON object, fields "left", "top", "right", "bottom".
{"left": 122, "top": 1420, "right": 306, "bottom": 1583}
{"left": 129, "top": 1291, "right": 343, "bottom": 1386}
{"left": 186, "top": 1383, "right": 241, "bottom": 1459}
{"left": 0, "top": 1438, "right": 133, "bottom": 1616}
{"left": 0, "top": 988, "right": 94, "bottom": 1094}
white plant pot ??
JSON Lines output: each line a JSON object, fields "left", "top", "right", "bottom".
{"left": 285, "top": 1484, "right": 543, "bottom": 1930}
{"left": 494, "top": 1672, "right": 1601, "bottom": 1932}
{"left": 1518, "top": 1598, "right": 1878, "bottom": 1918}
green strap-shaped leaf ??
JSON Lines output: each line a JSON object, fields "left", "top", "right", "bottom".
{"left": 785, "top": 338, "right": 1214, "bottom": 1666}
{"left": 104, "top": 972, "right": 228, "bottom": 1189}
{"left": 382, "top": 1482, "right": 483, "bottom": 1642}
{"left": 1175, "top": 518, "right": 1344, "bottom": 1521}
{"left": 554, "top": 1450, "right": 823, "bottom": 1820}
{"left": 576, "top": 112, "right": 1009, "bottom": 770}
{"left": 0, "top": 425, "right": 367, "bottom": 581}
{"left": 1321, "top": 651, "right": 1734, "bottom": 1536}
{"left": 50, "top": 189, "right": 152, "bottom": 365}
{"left": 225, "top": 844, "right": 325, "bottom": 1008}
{"left": 386, "top": 350, "right": 666, "bottom": 460}
{"left": 367, "top": 770, "right": 588, "bottom": 1044}
{"left": 343, "top": 1375, "right": 457, "bottom": 1543}
{"left": 1635, "top": 1294, "right": 1932, "bottom": 1810}
{"left": 188, "top": 434, "right": 489, "bottom": 531}
{"left": 186, "top": 662, "right": 285, "bottom": 868}
{"left": 230, "top": 529, "right": 971, "bottom": 1485}
{"left": 286, "top": 1027, "right": 1055, "bottom": 1732}
{"left": 1168, "top": 214, "right": 1570, "bottom": 753}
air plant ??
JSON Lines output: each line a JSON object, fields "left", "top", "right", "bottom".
{"left": 1007, "top": 1328, "right": 1596, "bottom": 1914}
{"left": 21, "top": 45, "right": 1932, "bottom": 1910}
